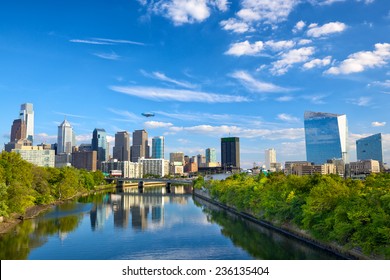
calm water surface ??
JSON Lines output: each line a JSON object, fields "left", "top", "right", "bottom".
{"left": 0, "top": 186, "right": 341, "bottom": 260}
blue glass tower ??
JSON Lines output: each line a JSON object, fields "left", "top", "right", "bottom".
{"left": 92, "top": 128, "right": 108, "bottom": 164}
{"left": 356, "top": 133, "right": 383, "bottom": 163}
{"left": 304, "top": 111, "right": 348, "bottom": 165}
{"left": 152, "top": 136, "right": 164, "bottom": 159}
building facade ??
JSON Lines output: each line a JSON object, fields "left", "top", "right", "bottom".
{"left": 206, "top": 148, "right": 217, "bottom": 163}
{"left": 152, "top": 136, "right": 164, "bottom": 159}
{"left": 101, "top": 160, "right": 143, "bottom": 178}
{"left": 265, "top": 148, "right": 276, "bottom": 170}
{"left": 113, "top": 131, "right": 130, "bottom": 161}
{"left": 19, "top": 103, "right": 34, "bottom": 143}
{"left": 131, "top": 130, "right": 150, "bottom": 162}
{"left": 348, "top": 160, "right": 380, "bottom": 177}
{"left": 92, "top": 128, "right": 109, "bottom": 166}
{"left": 13, "top": 146, "right": 55, "bottom": 167}
{"left": 10, "top": 119, "right": 27, "bottom": 142}
{"left": 139, "top": 158, "right": 169, "bottom": 177}
{"left": 72, "top": 150, "right": 97, "bottom": 171}
{"left": 304, "top": 111, "right": 348, "bottom": 165}
{"left": 57, "top": 119, "right": 75, "bottom": 154}
{"left": 221, "top": 137, "right": 240, "bottom": 169}
{"left": 356, "top": 133, "right": 383, "bottom": 163}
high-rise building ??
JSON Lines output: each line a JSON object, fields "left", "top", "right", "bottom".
{"left": 131, "top": 129, "right": 150, "bottom": 162}
{"left": 356, "top": 133, "right": 383, "bottom": 163}
{"left": 206, "top": 148, "right": 217, "bottom": 163}
{"left": 92, "top": 128, "right": 109, "bottom": 165}
{"left": 221, "top": 137, "right": 240, "bottom": 169}
{"left": 19, "top": 103, "right": 34, "bottom": 143}
{"left": 152, "top": 136, "right": 164, "bottom": 159}
{"left": 113, "top": 131, "right": 130, "bottom": 161}
{"left": 10, "top": 119, "right": 27, "bottom": 142}
{"left": 265, "top": 148, "right": 276, "bottom": 170}
{"left": 304, "top": 111, "right": 348, "bottom": 165}
{"left": 57, "top": 119, "right": 75, "bottom": 154}
{"left": 139, "top": 158, "right": 169, "bottom": 177}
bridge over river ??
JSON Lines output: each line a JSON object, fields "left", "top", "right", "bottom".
{"left": 105, "top": 177, "right": 194, "bottom": 192}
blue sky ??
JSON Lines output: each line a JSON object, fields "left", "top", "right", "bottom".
{"left": 1, "top": 0, "right": 390, "bottom": 168}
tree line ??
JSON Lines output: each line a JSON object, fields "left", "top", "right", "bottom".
{"left": 194, "top": 172, "right": 390, "bottom": 259}
{"left": 0, "top": 151, "right": 106, "bottom": 218}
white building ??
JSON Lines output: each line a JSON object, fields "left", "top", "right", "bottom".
{"left": 140, "top": 158, "right": 169, "bottom": 177}
{"left": 13, "top": 146, "right": 55, "bottom": 167}
{"left": 101, "top": 160, "right": 143, "bottom": 178}
{"left": 57, "top": 119, "right": 75, "bottom": 154}
{"left": 349, "top": 160, "right": 380, "bottom": 177}
{"left": 265, "top": 148, "right": 276, "bottom": 170}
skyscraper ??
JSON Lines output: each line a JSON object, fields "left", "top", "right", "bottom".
{"left": 152, "top": 136, "right": 164, "bottom": 159}
{"left": 10, "top": 119, "right": 27, "bottom": 142}
{"left": 19, "top": 103, "right": 34, "bottom": 143}
{"left": 356, "top": 133, "right": 383, "bottom": 163}
{"left": 113, "top": 131, "right": 130, "bottom": 161}
{"left": 265, "top": 148, "right": 276, "bottom": 170}
{"left": 221, "top": 137, "right": 240, "bottom": 169}
{"left": 131, "top": 129, "right": 150, "bottom": 162}
{"left": 92, "top": 128, "right": 109, "bottom": 165}
{"left": 57, "top": 119, "right": 75, "bottom": 154}
{"left": 304, "top": 111, "right": 348, "bottom": 165}
{"left": 206, "top": 148, "right": 217, "bottom": 163}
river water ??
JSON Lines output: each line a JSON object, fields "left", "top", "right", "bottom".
{"left": 0, "top": 186, "right": 341, "bottom": 260}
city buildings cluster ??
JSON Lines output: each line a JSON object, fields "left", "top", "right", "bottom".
{"left": 3, "top": 104, "right": 387, "bottom": 179}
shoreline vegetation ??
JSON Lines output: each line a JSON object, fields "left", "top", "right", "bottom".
{"left": 193, "top": 172, "right": 390, "bottom": 260}
{"left": 0, "top": 151, "right": 113, "bottom": 235}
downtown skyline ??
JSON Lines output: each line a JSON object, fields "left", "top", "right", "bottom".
{"left": 1, "top": 0, "right": 390, "bottom": 168}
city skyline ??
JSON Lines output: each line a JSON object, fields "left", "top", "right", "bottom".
{"left": 1, "top": 1, "right": 390, "bottom": 168}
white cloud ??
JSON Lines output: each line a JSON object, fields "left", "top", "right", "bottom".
{"left": 230, "top": 70, "right": 290, "bottom": 93}
{"left": 212, "top": 0, "right": 229, "bottom": 11}
{"left": 372, "top": 80, "right": 390, "bottom": 88}
{"left": 303, "top": 56, "right": 332, "bottom": 69}
{"left": 220, "top": 18, "right": 253, "bottom": 33}
{"left": 271, "top": 47, "right": 315, "bottom": 75}
{"left": 141, "top": 70, "right": 197, "bottom": 89}
{"left": 225, "top": 40, "right": 264, "bottom": 56}
{"left": 237, "top": 8, "right": 261, "bottom": 21}
{"left": 70, "top": 39, "right": 113, "bottom": 45}
{"left": 151, "top": 0, "right": 212, "bottom": 25}
{"left": 326, "top": 43, "right": 390, "bottom": 75}
{"left": 34, "top": 133, "right": 57, "bottom": 144}
{"left": 265, "top": 40, "right": 295, "bottom": 51}
{"left": 277, "top": 113, "right": 300, "bottom": 122}
{"left": 348, "top": 96, "right": 371, "bottom": 106}
{"left": 307, "top": 21, "right": 347, "bottom": 38}
{"left": 276, "top": 96, "right": 294, "bottom": 102}
{"left": 293, "top": 20, "right": 306, "bottom": 33}
{"left": 144, "top": 121, "right": 174, "bottom": 128}
{"left": 76, "top": 134, "right": 92, "bottom": 143}
{"left": 93, "top": 52, "right": 120, "bottom": 60}
{"left": 109, "top": 85, "right": 250, "bottom": 103}
{"left": 298, "top": 39, "right": 312, "bottom": 45}
{"left": 70, "top": 38, "right": 145, "bottom": 46}
{"left": 372, "top": 121, "right": 386, "bottom": 127}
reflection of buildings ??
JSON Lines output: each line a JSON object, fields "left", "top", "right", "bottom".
{"left": 90, "top": 194, "right": 112, "bottom": 231}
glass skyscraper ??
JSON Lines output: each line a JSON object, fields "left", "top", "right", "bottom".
{"left": 356, "top": 133, "right": 383, "bottom": 163}
{"left": 19, "top": 103, "right": 34, "bottom": 143}
{"left": 152, "top": 136, "right": 164, "bottom": 159}
{"left": 221, "top": 137, "right": 240, "bottom": 169}
{"left": 206, "top": 148, "right": 217, "bottom": 163}
{"left": 57, "top": 119, "right": 75, "bottom": 154}
{"left": 92, "top": 128, "right": 109, "bottom": 164}
{"left": 304, "top": 111, "right": 348, "bottom": 165}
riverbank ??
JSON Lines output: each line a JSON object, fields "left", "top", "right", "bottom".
{"left": 0, "top": 184, "right": 115, "bottom": 236}
{"left": 193, "top": 188, "right": 371, "bottom": 260}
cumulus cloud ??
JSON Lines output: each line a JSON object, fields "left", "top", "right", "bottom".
{"left": 220, "top": 18, "right": 253, "bottom": 33}
{"left": 144, "top": 121, "right": 174, "bottom": 128}
{"left": 265, "top": 40, "right": 295, "bottom": 51}
{"left": 326, "top": 43, "right": 390, "bottom": 75}
{"left": 109, "top": 85, "right": 250, "bottom": 103}
{"left": 293, "top": 20, "right": 306, "bottom": 33}
{"left": 225, "top": 40, "right": 264, "bottom": 56}
{"left": 303, "top": 56, "right": 332, "bottom": 69}
{"left": 307, "top": 21, "right": 347, "bottom": 38}
{"left": 230, "top": 70, "right": 290, "bottom": 93}
{"left": 271, "top": 47, "right": 315, "bottom": 75}
{"left": 372, "top": 121, "right": 386, "bottom": 127}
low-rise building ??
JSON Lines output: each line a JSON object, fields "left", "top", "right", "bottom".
{"left": 348, "top": 160, "right": 380, "bottom": 177}
{"left": 101, "top": 159, "right": 143, "bottom": 178}
{"left": 140, "top": 158, "right": 169, "bottom": 177}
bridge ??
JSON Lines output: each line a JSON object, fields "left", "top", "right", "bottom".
{"left": 105, "top": 177, "right": 194, "bottom": 192}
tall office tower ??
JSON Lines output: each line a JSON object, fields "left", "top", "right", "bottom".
{"left": 131, "top": 129, "right": 150, "bottom": 162}
{"left": 304, "top": 111, "right": 348, "bottom": 165}
{"left": 57, "top": 119, "right": 75, "bottom": 154}
{"left": 152, "top": 136, "right": 164, "bottom": 159}
{"left": 92, "top": 128, "right": 109, "bottom": 165}
{"left": 10, "top": 119, "right": 27, "bottom": 142}
{"left": 206, "top": 148, "right": 217, "bottom": 163}
{"left": 265, "top": 148, "right": 276, "bottom": 170}
{"left": 113, "top": 131, "right": 130, "bottom": 161}
{"left": 19, "top": 103, "right": 34, "bottom": 143}
{"left": 356, "top": 133, "right": 383, "bottom": 163}
{"left": 221, "top": 137, "right": 240, "bottom": 169}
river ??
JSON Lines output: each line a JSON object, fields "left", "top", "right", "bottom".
{"left": 0, "top": 186, "right": 341, "bottom": 260}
